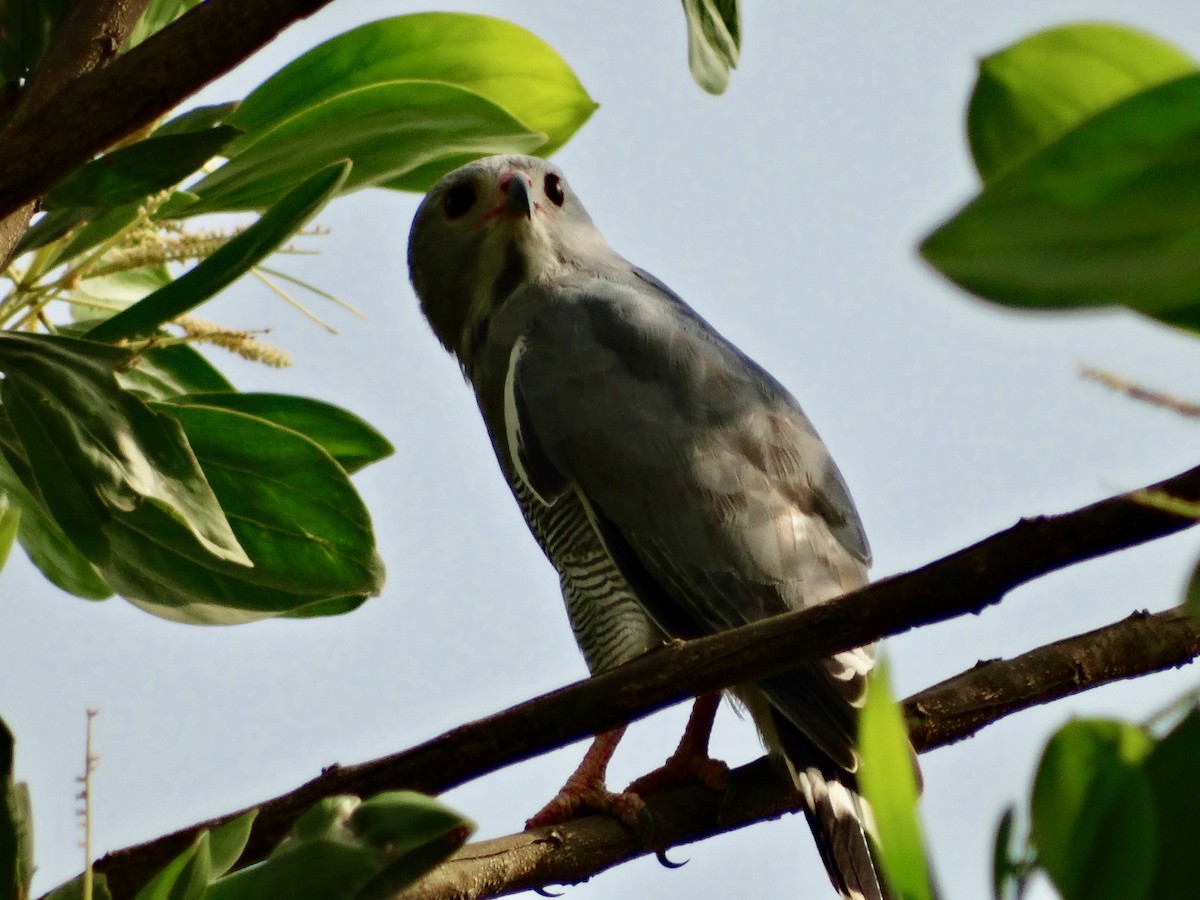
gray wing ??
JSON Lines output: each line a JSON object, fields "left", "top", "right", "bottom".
{"left": 508, "top": 271, "right": 872, "bottom": 768}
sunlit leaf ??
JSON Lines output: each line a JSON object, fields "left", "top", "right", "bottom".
{"left": 681, "top": 0, "right": 741, "bottom": 95}
{"left": 85, "top": 160, "right": 350, "bottom": 343}
{"left": 127, "top": 0, "right": 203, "bottom": 50}
{"left": 133, "top": 829, "right": 212, "bottom": 900}
{"left": 858, "top": 659, "right": 934, "bottom": 900}
{"left": 968, "top": 23, "right": 1196, "bottom": 182}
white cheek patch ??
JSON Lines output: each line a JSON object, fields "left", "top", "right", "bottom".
{"left": 504, "top": 335, "right": 552, "bottom": 507}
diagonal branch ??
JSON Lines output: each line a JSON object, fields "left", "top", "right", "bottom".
{"left": 397, "top": 608, "right": 1200, "bottom": 900}
{"left": 88, "top": 462, "right": 1200, "bottom": 897}
{"left": 0, "top": 0, "right": 339, "bottom": 224}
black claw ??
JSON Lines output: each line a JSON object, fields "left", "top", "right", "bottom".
{"left": 656, "top": 849, "right": 688, "bottom": 869}
{"left": 535, "top": 887, "right": 564, "bottom": 897}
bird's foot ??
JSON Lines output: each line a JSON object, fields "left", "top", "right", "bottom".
{"left": 624, "top": 748, "right": 730, "bottom": 797}
{"left": 525, "top": 778, "right": 648, "bottom": 833}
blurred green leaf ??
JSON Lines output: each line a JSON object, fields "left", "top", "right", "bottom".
{"left": 43, "top": 874, "right": 112, "bottom": 900}
{"left": 127, "top": 0, "right": 203, "bottom": 50}
{"left": 133, "top": 830, "right": 212, "bottom": 900}
{"left": 152, "top": 103, "right": 239, "bottom": 138}
{"left": 109, "top": 402, "right": 383, "bottom": 623}
{"left": 72, "top": 264, "right": 172, "bottom": 310}
{"left": 858, "top": 658, "right": 933, "bottom": 900}
{"left": 171, "top": 393, "right": 393, "bottom": 473}
{"left": 12, "top": 207, "right": 98, "bottom": 257}
{"left": 922, "top": 73, "right": 1200, "bottom": 329}
{"left": 968, "top": 23, "right": 1195, "bottom": 182}
{"left": 1030, "top": 719, "right": 1155, "bottom": 900}
{"left": 44, "top": 127, "right": 241, "bottom": 210}
{"left": 0, "top": 333, "right": 248, "bottom": 566}
{"left": 1, "top": 715, "right": 32, "bottom": 900}
{"left": 1141, "top": 708, "right": 1200, "bottom": 896}
{"left": 681, "top": 0, "right": 741, "bottom": 95}
{"left": 184, "top": 12, "right": 595, "bottom": 207}
{"left": 207, "top": 793, "right": 471, "bottom": 900}
{"left": 187, "top": 83, "right": 543, "bottom": 212}
{"left": 207, "top": 811, "right": 258, "bottom": 880}
{"left": 85, "top": 161, "right": 349, "bottom": 343}
{"left": 45, "top": 201, "right": 144, "bottom": 266}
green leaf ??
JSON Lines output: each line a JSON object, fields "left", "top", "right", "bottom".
{"left": 207, "top": 811, "right": 258, "bottom": 879}
{"left": 1030, "top": 719, "right": 1155, "bottom": 900}
{"left": 12, "top": 207, "right": 99, "bottom": 257}
{"left": 153, "top": 103, "right": 239, "bottom": 138}
{"left": 85, "top": 161, "right": 350, "bottom": 343}
{"left": 133, "top": 830, "right": 212, "bottom": 900}
{"left": 44, "top": 127, "right": 241, "bottom": 210}
{"left": 681, "top": 0, "right": 741, "bottom": 95}
{"left": 109, "top": 402, "right": 383, "bottom": 623}
{"left": 1, "top": 715, "right": 33, "bottom": 900}
{"left": 922, "top": 73, "right": 1200, "bottom": 329}
{"left": 114, "top": 343, "right": 235, "bottom": 401}
{"left": 186, "top": 83, "right": 544, "bottom": 213}
{"left": 1142, "top": 708, "right": 1200, "bottom": 897}
{"left": 0, "top": 0, "right": 72, "bottom": 85}
{"left": 1187, "top": 558, "right": 1200, "bottom": 618}
{"left": 858, "top": 658, "right": 933, "bottom": 900}
{"left": 72, "top": 264, "right": 172, "bottom": 310}
{"left": 0, "top": 333, "right": 249, "bottom": 567}
{"left": 0, "top": 496, "right": 19, "bottom": 572}
{"left": 230, "top": 13, "right": 594, "bottom": 167}
{"left": 968, "top": 23, "right": 1196, "bottom": 183}
{"left": 171, "top": 393, "right": 392, "bottom": 473}
{"left": 48, "top": 201, "right": 144, "bottom": 267}
{"left": 127, "top": 0, "right": 203, "bottom": 50}
{"left": 43, "top": 873, "right": 113, "bottom": 900}
{"left": 206, "top": 794, "right": 471, "bottom": 900}
{"left": 0, "top": 448, "right": 113, "bottom": 600}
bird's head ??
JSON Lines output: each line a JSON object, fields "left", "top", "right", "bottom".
{"left": 408, "top": 155, "right": 614, "bottom": 364}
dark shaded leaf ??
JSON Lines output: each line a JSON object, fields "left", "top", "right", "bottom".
{"left": 44, "top": 127, "right": 241, "bottom": 210}
{"left": 1030, "top": 720, "right": 1155, "bottom": 900}
{"left": 153, "top": 102, "right": 239, "bottom": 138}
{"left": 0, "top": 0, "right": 72, "bottom": 86}
{"left": 171, "top": 393, "right": 392, "bottom": 473}
{"left": 85, "top": 161, "right": 350, "bottom": 343}
{"left": 1142, "top": 709, "right": 1200, "bottom": 897}
{"left": 1, "top": 715, "right": 32, "bottom": 900}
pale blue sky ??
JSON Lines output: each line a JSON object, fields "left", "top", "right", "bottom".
{"left": 6, "top": 2, "right": 1200, "bottom": 898}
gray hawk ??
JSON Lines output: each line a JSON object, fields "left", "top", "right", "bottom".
{"left": 407, "top": 154, "right": 899, "bottom": 900}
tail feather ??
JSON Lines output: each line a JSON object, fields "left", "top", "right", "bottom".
{"left": 776, "top": 715, "right": 894, "bottom": 900}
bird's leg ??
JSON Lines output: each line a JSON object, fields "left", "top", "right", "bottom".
{"left": 624, "top": 693, "right": 729, "bottom": 796}
{"left": 525, "top": 726, "right": 646, "bottom": 830}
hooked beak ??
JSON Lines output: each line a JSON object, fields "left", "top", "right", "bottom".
{"left": 501, "top": 171, "right": 535, "bottom": 220}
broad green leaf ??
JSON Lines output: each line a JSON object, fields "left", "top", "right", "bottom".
{"left": 72, "top": 263, "right": 172, "bottom": 310}
{"left": 186, "top": 83, "right": 543, "bottom": 213}
{"left": 44, "top": 127, "right": 241, "bottom": 210}
{"left": 133, "top": 830, "right": 212, "bottom": 900}
{"left": 1, "top": 715, "right": 33, "bottom": 900}
{"left": 1030, "top": 719, "right": 1155, "bottom": 900}
{"left": 0, "top": 448, "right": 113, "bottom": 600}
{"left": 281, "top": 594, "right": 368, "bottom": 619}
{"left": 85, "top": 161, "right": 350, "bottom": 343}
{"left": 1142, "top": 709, "right": 1200, "bottom": 897}
{"left": 0, "top": 333, "right": 249, "bottom": 567}
{"left": 858, "top": 659, "right": 933, "bottom": 900}
{"left": 171, "top": 393, "right": 392, "bottom": 473}
{"left": 230, "top": 13, "right": 594, "bottom": 165}
{"left": 108, "top": 402, "right": 383, "bottom": 623}
{"left": 681, "top": 0, "right": 741, "bottom": 95}
{"left": 153, "top": 103, "right": 239, "bottom": 138}
{"left": 922, "top": 73, "right": 1200, "bottom": 329}
{"left": 128, "top": 0, "right": 203, "bottom": 50}
{"left": 969, "top": 23, "right": 1196, "bottom": 182}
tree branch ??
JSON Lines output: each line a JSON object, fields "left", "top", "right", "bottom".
{"left": 0, "top": 0, "right": 152, "bottom": 265}
{"left": 88, "top": 463, "right": 1200, "bottom": 897}
{"left": 0, "top": 0, "right": 338, "bottom": 225}
{"left": 396, "top": 608, "right": 1200, "bottom": 900}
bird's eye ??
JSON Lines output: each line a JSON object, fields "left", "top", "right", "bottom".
{"left": 442, "top": 183, "right": 476, "bottom": 220}
{"left": 544, "top": 173, "right": 565, "bottom": 207}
